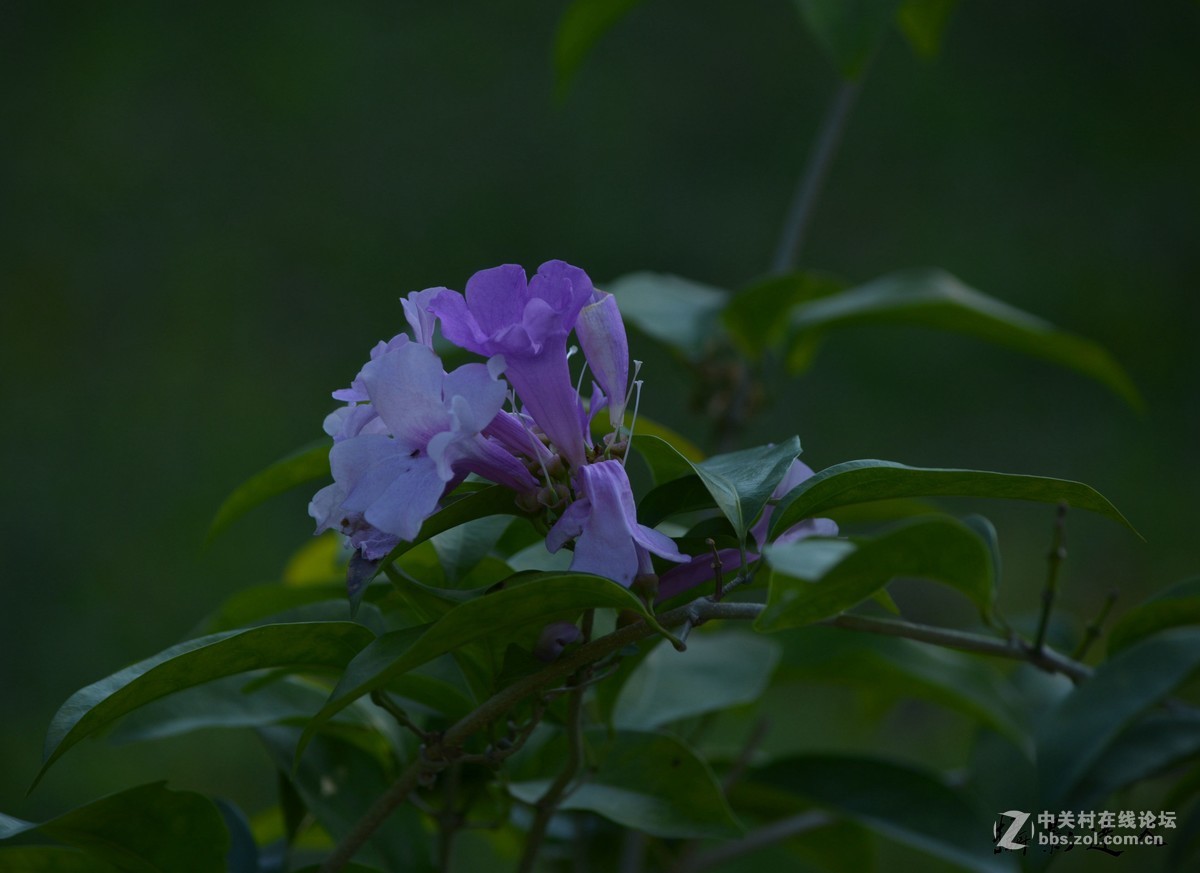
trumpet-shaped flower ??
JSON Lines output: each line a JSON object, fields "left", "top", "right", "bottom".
{"left": 575, "top": 290, "right": 630, "bottom": 431}
{"left": 430, "top": 260, "right": 594, "bottom": 467}
{"left": 310, "top": 341, "right": 536, "bottom": 548}
{"left": 546, "top": 460, "right": 687, "bottom": 587}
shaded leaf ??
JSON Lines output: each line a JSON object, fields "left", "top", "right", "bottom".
{"left": 1071, "top": 709, "right": 1200, "bottom": 808}
{"left": 36, "top": 622, "right": 374, "bottom": 788}
{"left": 754, "top": 755, "right": 1011, "bottom": 872}
{"left": 553, "top": 0, "right": 643, "bottom": 97}
{"left": 722, "top": 271, "right": 846, "bottom": 359}
{"left": 637, "top": 474, "right": 717, "bottom": 528}
{"left": 758, "top": 516, "right": 994, "bottom": 630}
{"left": 302, "top": 573, "right": 651, "bottom": 749}
{"left": 0, "top": 846, "right": 118, "bottom": 871}
{"left": 208, "top": 441, "right": 330, "bottom": 541}
{"left": 1, "top": 783, "right": 229, "bottom": 873}
{"left": 1038, "top": 627, "right": 1200, "bottom": 808}
{"left": 1108, "top": 576, "right": 1200, "bottom": 654}
{"left": 509, "top": 731, "right": 741, "bottom": 838}
{"left": 897, "top": 0, "right": 958, "bottom": 58}
{"left": 770, "top": 459, "right": 1138, "bottom": 540}
{"left": 630, "top": 434, "right": 698, "bottom": 486}
{"left": 606, "top": 272, "right": 728, "bottom": 359}
{"left": 694, "top": 438, "right": 802, "bottom": 541}
{"left": 787, "top": 269, "right": 1141, "bottom": 408}
{"left": 614, "top": 631, "right": 781, "bottom": 729}
{"left": 793, "top": 0, "right": 901, "bottom": 79}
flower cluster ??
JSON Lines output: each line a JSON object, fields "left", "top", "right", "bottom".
{"left": 310, "top": 260, "right": 688, "bottom": 587}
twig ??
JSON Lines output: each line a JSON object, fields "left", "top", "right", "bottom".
{"left": 771, "top": 79, "right": 862, "bottom": 273}
{"left": 677, "top": 811, "right": 833, "bottom": 873}
{"left": 517, "top": 611, "right": 596, "bottom": 873}
{"left": 1073, "top": 589, "right": 1119, "bottom": 661}
{"left": 319, "top": 599, "right": 1092, "bottom": 870}
{"left": 370, "top": 690, "right": 429, "bottom": 740}
{"left": 1034, "top": 503, "right": 1069, "bottom": 653}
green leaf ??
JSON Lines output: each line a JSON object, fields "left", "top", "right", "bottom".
{"left": 431, "top": 515, "right": 512, "bottom": 583}
{"left": 1071, "top": 710, "right": 1200, "bottom": 808}
{"left": 779, "top": 627, "right": 1027, "bottom": 749}
{"left": 770, "top": 459, "right": 1139, "bottom": 540}
{"left": 208, "top": 440, "right": 330, "bottom": 541}
{"left": 613, "top": 631, "right": 781, "bottom": 729}
{"left": 1038, "top": 627, "right": 1200, "bottom": 808}
{"left": 508, "top": 731, "right": 741, "bottom": 839}
{"left": 553, "top": 0, "right": 643, "bottom": 97}
{"left": 35, "top": 622, "right": 374, "bottom": 789}
{"left": 637, "top": 474, "right": 719, "bottom": 528}
{"left": 1108, "top": 576, "right": 1200, "bottom": 654}
{"left": 722, "top": 271, "right": 847, "bottom": 360}
{"left": 897, "top": 0, "right": 958, "bottom": 58}
{"left": 793, "top": 0, "right": 902, "bottom": 79}
{"left": 787, "top": 268, "right": 1141, "bottom": 409}
{"left": 606, "top": 272, "right": 728, "bottom": 359}
{"left": 694, "top": 438, "right": 802, "bottom": 541}
{"left": 630, "top": 434, "right": 698, "bottom": 486}
{"left": 753, "top": 755, "right": 1011, "bottom": 872}
{"left": 1, "top": 783, "right": 229, "bottom": 872}
{"left": 302, "top": 573, "right": 652, "bottom": 750}
{"left": 260, "top": 728, "right": 434, "bottom": 872}
{"left": 758, "top": 516, "right": 994, "bottom": 630}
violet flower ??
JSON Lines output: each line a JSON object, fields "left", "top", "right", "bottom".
{"left": 430, "top": 260, "right": 594, "bottom": 467}
{"left": 575, "top": 290, "right": 630, "bottom": 431}
{"left": 310, "top": 341, "right": 536, "bottom": 548}
{"left": 546, "top": 460, "right": 687, "bottom": 587}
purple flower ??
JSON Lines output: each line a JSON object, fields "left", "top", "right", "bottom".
{"left": 575, "top": 290, "right": 630, "bottom": 431}
{"left": 546, "top": 460, "right": 687, "bottom": 587}
{"left": 430, "top": 261, "right": 594, "bottom": 467}
{"left": 400, "top": 287, "right": 442, "bottom": 347}
{"left": 310, "top": 341, "right": 536, "bottom": 548}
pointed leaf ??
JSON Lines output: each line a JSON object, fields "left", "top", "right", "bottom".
{"left": 553, "top": 0, "right": 644, "bottom": 97}
{"left": 897, "top": 0, "right": 958, "bottom": 58}
{"left": 208, "top": 441, "right": 330, "bottom": 541}
{"left": 788, "top": 269, "right": 1141, "bottom": 408}
{"left": 770, "top": 459, "right": 1138, "bottom": 540}
{"left": 1107, "top": 576, "right": 1200, "bottom": 655}
{"left": 1071, "top": 709, "right": 1200, "bottom": 808}
{"left": 614, "top": 631, "right": 781, "bottom": 729}
{"left": 2, "top": 783, "right": 229, "bottom": 872}
{"left": 723, "top": 271, "right": 847, "bottom": 359}
{"left": 694, "top": 438, "right": 802, "bottom": 541}
{"left": 1038, "top": 627, "right": 1200, "bottom": 808}
{"left": 637, "top": 474, "right": 718, "bottom": 528}
{"left": 793, "top": 0, "right": 902, "bottom": 79}
{"left": 758, "top": 516, "right": 994, "bottom": 630}
{"left": 754, "top": 755, "right": 1012, "bottom": 872}
{"left": 509, "top": 731, "right": 741, "bottom": 838}
{"left": 302, "top": 573, "right": 652, "bottom": 750}
{"left": 36, "top": 622, "right": 373, "bottom": 788}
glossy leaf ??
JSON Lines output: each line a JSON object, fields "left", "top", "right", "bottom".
{"left": 36, "top": 622, "right": 374, "bottom": 788}
{"left": 1071, "top": 709, "right": 1200, "bottom": 808}
{"left": 1, "top": 783, "right": 229, "bottom": 872}
{"left": 758, "top": 516, "right": 994, "bottom": 630}
{"left": 508, "top": 731, "right": 741, "bottom": 838}
{"left": 722, "top": 270, "right": 846, "bottom": 359}
{"left": 754, "top": 755, "right": 1011, "bottom": 872}
{"left": 630, "top": 434, "right": 697, "bottom": 486}
{"left": 208, "top": 440, "right": 330, "bottom": 541}
{"left": 1038, "top": 627, "right": 1200, "bottom": 807}
{"left": 303, "top": 573, "right": 651, "bottom": 746}
{"left": 793, "top": 0, "right": 901, "bottom": 79}
{"left": 260, "top": 727, "right": 434, "bottom": 872}
{"left": 897, "top": 0, "right": 958, "bottom": 58}
{"left": 770, "top": 459, "right": 1138, "bottom": 540}
{"left": 1107, "top": 576, "right": 1200, "bottom": 654}
{"left": 637, "top": 474, "right": 718, "bottom": 528}
{"left": 694, "top": 438, "right": 802, "bottom": 541}
{"left": 553, "top": 0, "right": 643, "bottom": 97}
{"left": 606, "top": 272, "right": 728, "bottom": 359}
{"left": 613, "top": 631, "right": 781, "bottom": 729}
{"left": 788, "top": 268, "right": 1141, "bottom": 408}
{"left": 779, "top": 627, "right": 1027, "bottom": 749}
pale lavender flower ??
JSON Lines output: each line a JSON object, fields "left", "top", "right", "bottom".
{"left": 430, "top": 261, "right": 594, "bottom": 467}
{"left": 311, "top": 341, "right": 536, "bottom": 547}
{"left": 401, "top": 287, "right": 442, "bottom": 346}
{"left": 546, "top": 460, "right": 687, "bottom": 587}
{"left": 575, "top": 290, "right": 629, "bottom": 431}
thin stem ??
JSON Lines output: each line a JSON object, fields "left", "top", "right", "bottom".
{"left": 319, "top": 598, "right": 1092, "bottom": 870}
{"left": 677, "top": 811, "right": 833, "bottom": 873}
{"left": 771, "top": 79, "right": 862, "bottom": 274}
{"left": 1073, "top": 589, "right": 1119, "bottom": 661}
{"left": 518, "top": 612, "right": 596, "bottom": 873}
{"left": 1034, "top": 503, "right": 1069, "bottom": 653}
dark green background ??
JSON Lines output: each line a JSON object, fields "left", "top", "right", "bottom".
{"left": 2, "top": 0, "right": 1197, "bottom": 826}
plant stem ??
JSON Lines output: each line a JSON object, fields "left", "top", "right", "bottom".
{"left": 319, "top": 598, "right": 1091, "bottom": 870}
{"left": 771, "top": 79, "right": 861, "bottom": 274}
{"left": 1034, "top": 503, "right": 1069, "bottom": 653}
{"left": 676, "top": 811, "right": 832, "bottom": 873}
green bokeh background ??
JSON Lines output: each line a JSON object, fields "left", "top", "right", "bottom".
{"left": 2, "top": 0, "right": 1197, "bottom": 829}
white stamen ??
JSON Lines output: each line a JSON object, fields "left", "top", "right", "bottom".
{"left": 622, "top": 360, "right": 644, "bottom": 431}
{"left": 622, "top": 380, "right": 644, "bottom": 468}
